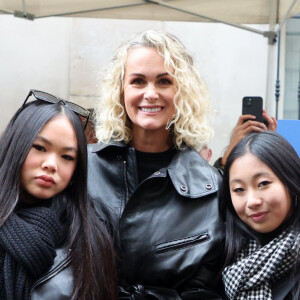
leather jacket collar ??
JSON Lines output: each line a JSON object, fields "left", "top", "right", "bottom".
{"left": 90, "top": 141, "right": 219, "bottom": 198}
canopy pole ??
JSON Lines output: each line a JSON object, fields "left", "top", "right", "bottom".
{"left": 275, "top": 30, "right": 281, "bottom": 120}
{"left": 21, "top": 0, "right": 27, "bottom": 16}
{"left": 14, "top": 0, "right": 34, "bottom": 20}
{"left": 13, "top": 3, "right": 143, "bottom": 20}
{"left": 272, "top": 0, "right": 298, "bottom": 120}
{"left": 145, "top": 0, "right": 277, "bottom": 44}
{"left": 278, "top": 0, "right": 298, "bottom": 30}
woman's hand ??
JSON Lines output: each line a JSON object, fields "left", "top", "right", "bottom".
{"left": 263, "top": 109, "right": 277, "bottom": 131}
{"left": 220, "top": 111, "right": 276, "bottom": 167}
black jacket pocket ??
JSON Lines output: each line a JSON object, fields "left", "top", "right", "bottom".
{"left": 155, "top": 233, "right": 210, "bottom": 254}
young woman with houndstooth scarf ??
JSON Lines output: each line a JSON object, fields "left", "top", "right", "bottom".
{"left": 221, "top": 131, "right": 300, "bottom": 300}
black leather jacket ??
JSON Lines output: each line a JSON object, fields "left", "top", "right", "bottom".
{"left": 272, "top": 271, "right": 300, "bottom": 300}
{"left": 88, "top": 141, "right": 225, "bottom": 300}
{"left": 30, "top": 248, "right": 73, "bottom": 300}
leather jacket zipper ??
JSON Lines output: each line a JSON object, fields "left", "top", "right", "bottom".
{"left": 123, "top": 160, "right": 129, "bottom": 204}
{"left": 155, "top": 233, "right": 210, "bottom": 254}
{"left": 119, "top": 160, "right": 128, "bottom": 214}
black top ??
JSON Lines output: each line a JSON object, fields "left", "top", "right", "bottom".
{"left": 253, "top": 220, "right": 291, "bottom": 246}
{"left": 135, "top": 147, "right": 176, "bottom": 183}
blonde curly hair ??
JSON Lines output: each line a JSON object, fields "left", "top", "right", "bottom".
{"left": 95, "top": 30, "right": 214, "bottom": 150}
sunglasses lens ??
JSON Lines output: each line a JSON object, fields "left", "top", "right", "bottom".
{"left": 32, "top": 90, "right": 59, "bottom": 104}
{"left": 66, "top": 101, "right": 89, "bottom": 118}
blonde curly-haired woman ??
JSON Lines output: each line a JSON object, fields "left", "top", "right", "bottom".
{"left": 88, "top": 30, "right": 225, "bottom": 300}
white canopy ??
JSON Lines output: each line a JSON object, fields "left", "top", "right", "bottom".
{"left": 1, "top": 0, "right": 299, "bottom": 45}
{"left": 0, "top": 0, "right": 299, "bottom": 24}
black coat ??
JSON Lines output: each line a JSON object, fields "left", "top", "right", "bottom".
{"left": 30, "top": 248, "right": 73, "bottom": 299}
{"left": 88, "top": 141, "right": 225, "bottom": 300}
{"left": 272, "top": 270, "right": 300, "bottom": 300}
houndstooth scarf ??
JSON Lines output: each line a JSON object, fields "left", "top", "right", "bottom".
{"left": 222, "top": 227, "right": 299, "bottom": 300}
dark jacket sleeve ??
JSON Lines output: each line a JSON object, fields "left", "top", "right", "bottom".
{"left": 213, "top": 157, "right": 224, "bottom": 170}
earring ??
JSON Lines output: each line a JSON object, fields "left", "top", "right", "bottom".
{"left": 165, "top": 119, "right": 171, "bottom": 130}
{"left": 165, "top": 120, "right": 174, "bottom": 133}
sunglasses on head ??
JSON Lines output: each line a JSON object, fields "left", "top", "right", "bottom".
{"left": 23, "top": 89, "right": 90, "bottom": 129}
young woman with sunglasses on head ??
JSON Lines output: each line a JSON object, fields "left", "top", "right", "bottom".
{"left": 221, "top": 131, "right": 300, "bottom": 299}
{"left": 0, "top": 90, "right": 117, "bottom": 300}
{"left": 88, "top": 30, "right": 225, "bottom": 299}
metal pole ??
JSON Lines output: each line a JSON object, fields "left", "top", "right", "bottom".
{"left": 275, "top": 30, "right": 281, "bottom": 120}
{"left": 278, "top": 0, "right": 299, "bottom": 31}
{"left": 21, "top": 0, "right": 27, "bottom": 16}
{"left": 145, "top": 0, "right": 277, "bottom": 44}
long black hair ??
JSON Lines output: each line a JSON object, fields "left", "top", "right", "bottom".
{"left": 221, "top": 131, "right": 300, "bottom": 297}
{"left": 0, "top": 100, "right": 117, "bottom": 300}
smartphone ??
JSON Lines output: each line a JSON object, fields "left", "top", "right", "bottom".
{"left": 242, "top": 96, "right": 263, "bottom": 123}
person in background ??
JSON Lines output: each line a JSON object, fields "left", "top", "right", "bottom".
{"left": 214, "top": 110, "right": 277, "bottom": 170}
{"left": 221, "top": 131, "right": 300, "bottom": 299}
{"left": 0, "top": 90, "right": 117, "bottom": 300}
{"left": 85, "top": 108, "right": 98, "bottom": 144}
{"left": 88, "top": 30, "right": 225, "bottom": 299}
{"left": 199, "top": 144, "right": 212, "bottom": 162}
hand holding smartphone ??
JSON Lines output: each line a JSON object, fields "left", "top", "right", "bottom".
{"left": 242, "top": 96, "right": 263, "bottom": 123}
